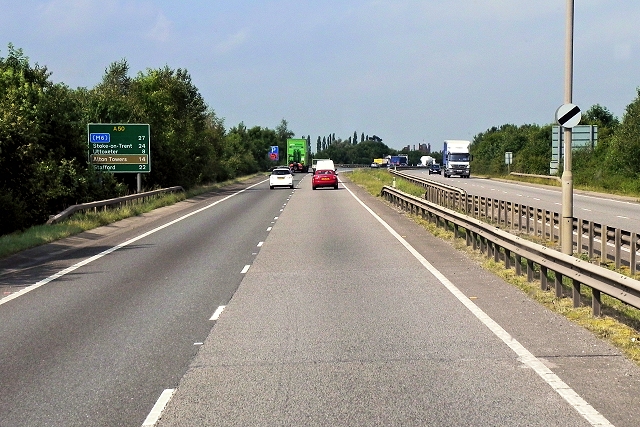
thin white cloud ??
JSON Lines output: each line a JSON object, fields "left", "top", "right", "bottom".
{"left": 146, "top": 12, "right": 173, "bottom": 42}
{"left": 215, "top": 29, "right": 250, "bottom": 54}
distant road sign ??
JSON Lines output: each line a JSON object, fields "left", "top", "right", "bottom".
{"left": 555, "top": 103, "right": 581, "bottom": 128}
{"left": 88, "top": 124, "right": 150, "bottom": 173}
{"left": 269, "top": 145, "right": 279, "bottom": 161}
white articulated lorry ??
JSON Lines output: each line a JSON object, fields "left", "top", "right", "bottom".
{"left": 418, "top": 155, "right": 434, "bottom": 167}
{"left": 442, "top": 140, "right": 471, "bottom": 178}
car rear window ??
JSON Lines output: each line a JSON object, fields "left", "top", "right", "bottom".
{"left": 272, "top": 169, "right": 290, "bottom": 175}
{"left": 316, "top": 170, "right": 334, "bottom": 175}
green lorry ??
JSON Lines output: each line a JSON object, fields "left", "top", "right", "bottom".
{"left": 286, "top": 138, "right": 309, "bottom": 173}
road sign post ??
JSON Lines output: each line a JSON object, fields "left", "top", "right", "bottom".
{"left": 560, "top": 0, "right": 575, "bottom": 256}
{"left": 505, "top": 152, "right": 513, "bottom": 174}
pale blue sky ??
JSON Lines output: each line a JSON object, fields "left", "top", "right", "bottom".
{"left": 1, "top": 1, "right": 639, "bottom": 152}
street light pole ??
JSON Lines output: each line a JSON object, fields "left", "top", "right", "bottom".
{"left": 561, "top": 0, "right": 575, "bottom": 255}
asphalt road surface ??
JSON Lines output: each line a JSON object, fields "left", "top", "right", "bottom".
{"left": 1, "top": 173, "right": 640, "bottom": 426}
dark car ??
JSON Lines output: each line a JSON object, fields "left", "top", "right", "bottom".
{"left": 312, "top": 169, "right": 338, "bottom": 190}
{"left": 428, "top": 163, "right": 441, "bottom": 175}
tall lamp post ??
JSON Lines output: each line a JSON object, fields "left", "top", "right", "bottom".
{"left": 561, "top": 0, "right": 575, "bottom": 255}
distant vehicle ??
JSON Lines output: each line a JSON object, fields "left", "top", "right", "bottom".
{"left": 389, "top": 155, "right": 409, "bottom": 167}
{"left": 287, "top": 138, "right": 309, "bottom": 173}
{"left": 428, "top": 163, "right": 441, "bottom": 175}
{"left": 418, "top": 155, "right": 434, "bottom": 167}
{"left": 312, "top": 169, "right": 338, "bottom": 190}
{"left": 372, "top": 158, "right": 388, "bottom": 167}
{"left": 314, "top": 159, "right": 335, "bottom": 172}
{"left": 269, "top": 167, "right": 294, "bottom": 189}
{"left": 311, "top": 158, "right": 330, "bottom": 173}
{"left": 443, "top": 140, "right": 471, "bottom": 178}
{"left": 370, "top": 162, "right": 379, "bottom": 168}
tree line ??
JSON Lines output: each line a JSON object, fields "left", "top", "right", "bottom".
{"left": 316, "top": 93, "right": 640, "bottom": 197}
{"left": 4, "top": 41, "right": 640, "bottom": 235}
{"left": 0, "top": 45, "right": 296, "bottom": 235}
{"left": 470, "top": 96, "right": 640, "bottom": 195}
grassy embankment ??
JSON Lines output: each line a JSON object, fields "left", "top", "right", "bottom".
{"left": 347, "top": 168, "right": 640, "bottom": 365}
{"left": 0, "top": 174, "right": 264, "bottom": 259}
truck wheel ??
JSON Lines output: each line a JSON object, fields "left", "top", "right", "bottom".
{"left": 270, "top": 186, "right": 274, "bottom": 189}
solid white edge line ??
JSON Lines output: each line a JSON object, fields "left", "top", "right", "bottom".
{"left": 0, "top": 179, "right": 268, "bottom": 307}
{"left": 142, "top": 388, "right": 175, "bottom": 427}
{"left": 341, "top": 182, "right": 614, "bottom": 427}
{"left": 240, "top": 265, "right": 250, "bottom": 274}
{"left": 210, "top": 305, "right": 226, "bottom": 320}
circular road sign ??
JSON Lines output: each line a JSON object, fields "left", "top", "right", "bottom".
{"left": 555, "top": 103, "right": 581, "bottom": 128}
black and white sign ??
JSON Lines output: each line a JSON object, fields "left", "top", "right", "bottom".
{"left": 555, "top": 103, "right": 581, "bottom": 128}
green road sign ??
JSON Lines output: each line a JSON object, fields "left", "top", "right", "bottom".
{"left": 88, "top": 123, "right": 150, "bottom": 173}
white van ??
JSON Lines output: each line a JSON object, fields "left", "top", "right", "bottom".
{"left": 314, "top": 159, "right": 335, "bottom": 172}
{"left": 312, "top": 158, "right": 331, "bottom": 173}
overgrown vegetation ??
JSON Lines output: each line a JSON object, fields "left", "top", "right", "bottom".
{"left": 470, "top": 101, "right": 640, "bottom": 199}
{"left": 348, "top": 169, "right": 640, "bottom": 365}
{"left": 0, "top": 174, "right": 262, "bottom": 259}
{"left": 0, "top": 44, "right": 295, "bottom": 235}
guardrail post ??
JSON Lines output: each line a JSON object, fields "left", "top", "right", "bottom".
{"left": 515, "top": 254, "right": 522, "bottom": 276}
{"left": 483, "top": 197, "right": 488, "bottom": 220}
{"left": 555, "top": 272, "right": 563, "bottom": 297}
{"left": 494, "top": 244, "right": 500, "bottom": 263}
{"left": 632, "top": 232, "right": 638, "bottom": 276}
{"left": 527, "top": 259, "right": 534, "bottom": 282}
{"left": 492, "top": 199, "right": 497, "bottom": 223}
{"left": 615, "top": 228, "right": 622, "bottom": 270}
{"left": 504, "top": 249, "right": 511, "bottom": 269}
{"left": 509, "top": 202, "right": 514, "bottom": 230}
{"left": 592, "top": 289, "right": 602, "bottom": 317}
{"left": 573, "top": 279, "right": 581, "bottom": 308}
{"left": 576, "top": 219, "right": 583, "bottom": 254}
{"left": 540, "top": 265, "right": 548, "bottom": 291}
{"left": 474, "top": 195, "right": 479, "bottom": 218}
{"left": 588, "top": 221, "right": 594, "bottom": 260}
{"left": 600, "top": 226, "right": 607, "bottom": 265}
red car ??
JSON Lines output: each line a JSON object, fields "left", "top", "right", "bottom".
{"left": 312, "top": 169, "right": 338, "bottom": 190}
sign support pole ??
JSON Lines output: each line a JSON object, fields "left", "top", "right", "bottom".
{"left": 561, "top": 0, "right": 575, "bottom": 255}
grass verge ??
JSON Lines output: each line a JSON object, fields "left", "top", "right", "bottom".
{"left": 347, "top": 169, "right": 640, "bottom": 365}
{"left": 0, "top": 174, "right": 264, "bottom": 259}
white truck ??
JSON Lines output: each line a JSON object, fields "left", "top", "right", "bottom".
{"left": 442, "top": 140, "right": 471, "bottom": 178}
{"left": 418, "top": 156, "right": 434, "bottom": 167}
